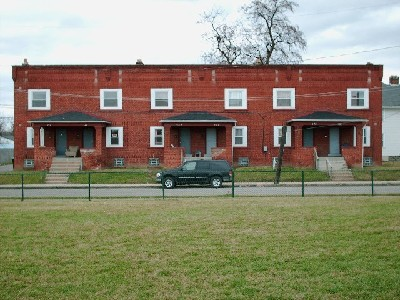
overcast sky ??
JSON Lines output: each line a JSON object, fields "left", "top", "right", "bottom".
{"left": 1, "top": 0, "right": 400, "bottom": 117}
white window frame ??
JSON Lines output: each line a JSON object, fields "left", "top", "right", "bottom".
{"left": 151, "top": 89, "right": 173, "bottom": 110}
{"left": 28, "top": 89, "right": 51, "bottom": 110}
{"left": 273, "top": 88, "right": 295, "bottom": 109}
{"left": 106, "top": 127, "right": 123, "bottom": 147}
{"left": 224, "top": 88, "right": 247, "bottom": 110}
{"left": 347, "top": 88, "right": 369, "bottom": 109}
{"left": 150, "top": 126, "right": 164, "bottom": 147}
{"left": 274, "top": 126, "right": 292, "bottom": 147}
{"left": 27, "top": 127, "right": 34, "bottom": 148}
{"left": 363, "top": 126, "right": 371, "bottom": 147}
{"left": 232, "top": 126, "right": 248, "bottom": 147}
{"left": 100, "top": 89, "right": 122, "bottom": 110}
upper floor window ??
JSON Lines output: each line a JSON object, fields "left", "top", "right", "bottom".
{"left": 232, "top": 126, "right": 248, "bottom": 147}
{"left": 347, "top": 89, "right": 369, "bottom": 109}
{"left": 273, "top": 88, "right": 295, "bottom": 109}
{"left": 150, "top": 126, "right": 164, "bottom": 147}
{"left": 100, "top": 89, "right": 122, "bottom": 110}
{"left": 28, "top": 89, "right": 50, "bottom": 110}
{"left": 225, "top": 89, "right": 247, "bottom": 109}
{"left": 274, "top": 126, "right": 292, "bottom": 147}
{"left": 151, "top": 89, "right": 173, "bottom": 109}
{"left": 106, "top": 127, "right": 123, "bottom": 147}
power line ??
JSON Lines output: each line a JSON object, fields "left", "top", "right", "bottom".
{"left": 303, "top": 45, "right": 400, "bottom": 61}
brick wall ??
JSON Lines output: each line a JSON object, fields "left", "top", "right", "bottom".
{"left": 12, "top": 63, "right": 383, "bottom": 170}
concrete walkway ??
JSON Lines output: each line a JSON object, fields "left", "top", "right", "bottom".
{"left": 0, "top": 164, "right": 13, "bottom": 172}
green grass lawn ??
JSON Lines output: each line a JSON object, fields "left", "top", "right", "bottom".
{"left": 1, "top": 197, "right": 399, "bottom": 299}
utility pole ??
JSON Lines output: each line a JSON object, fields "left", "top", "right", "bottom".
{"left": 274, "top": 125, "right": 287, "bottom": 184}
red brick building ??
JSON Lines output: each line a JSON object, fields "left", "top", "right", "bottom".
{"left": 12, "top": 62, "right": 383, "bottom": 170}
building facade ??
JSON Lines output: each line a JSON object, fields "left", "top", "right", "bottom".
{"left": 12, "top": 62, "right": 383, "bottom": 170}
{"left": 382, "top": 75, "right": 400, "bottom": 161}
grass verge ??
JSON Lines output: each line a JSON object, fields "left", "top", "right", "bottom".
{"left": 1, "top": 196, "right": 399, "bottom": 299}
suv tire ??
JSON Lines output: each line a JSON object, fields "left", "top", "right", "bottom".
{"left": 210, "top": 176, "right": 222, "bottom": 188}
{"left": 163, "top": 177, "right": 175, "bottom": 189}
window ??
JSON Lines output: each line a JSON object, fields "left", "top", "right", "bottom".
{"left": 28, "top": 89, "right": 50, "bottom": 110}
{"left": 100, "top": 89, "right": 122, "bottom": 109}
{"left": 151, "top": 89, "right": 173, "bottom": 109}
{"left": 273, "top": 88, "right": 295, "bottom": 109}
{"left": 150, "top": 126, "right": 164, "bottom": 147}
{"left": 363, "top": 126, "right": 371, "bottom": 147}
{"left": 106, "top": 127, "right": 123, "bottom": 147}
{"left": 225, "top": 89, "right": 247, "bottom": 109}
{"left": 274, "top": 126, "right": 292, "bottom": 147}
{"left": 27, "top": 127, "right": 34, "bottom": 148}
{"left": 232, "top": 126, "right": 248, "bottom": 147}
{"left": 347, "top": 89, "right": 369, "bottom": 109}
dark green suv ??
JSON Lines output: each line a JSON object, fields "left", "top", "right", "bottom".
{"left": 156, "top": 160, "right": 232, "bottom": 189}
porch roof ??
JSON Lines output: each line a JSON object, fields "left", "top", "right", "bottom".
{"left": 28, "top": 111, "right": 111, "bottom": 124}
{"left": 160, "top": 111, "right": 236, "bottom": 123}
{"left": 288, "top": 111, "right": 368, "bottom": 123}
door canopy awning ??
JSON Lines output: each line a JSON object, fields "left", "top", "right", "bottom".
{"left": 288, "top": 111, "right": 368, "bottom": 123}
{"left": 160, "top": 111, "right": 236, "bottom": 123}
{"left": 28, "top": 111, "right": 111, "bottom": 125}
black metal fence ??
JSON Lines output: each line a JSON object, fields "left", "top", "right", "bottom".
{"left": 1, "top": 169, "right": 400, "bottom": 201}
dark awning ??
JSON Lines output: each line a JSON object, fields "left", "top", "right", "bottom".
{"left": 28, "top": 111, "right": 111, "bottom": 124}
{"left": 160, "top": 111, "right": 236, "bottom": 123}
{"left": 288, "top": 111, "right": 368, "bottom": 123}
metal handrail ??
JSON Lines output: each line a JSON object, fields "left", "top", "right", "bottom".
{"left": 326, "top": 159, "right": 333, "bottom": 177}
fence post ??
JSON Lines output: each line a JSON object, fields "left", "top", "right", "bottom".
{"left": 162, "top": 174, "right": 165, "bottom": 200}
{"left": 21, "top": 173, "right": 24, "bottom": 202}
{"left": 88, "top": 172, "right": 91, "bottom": 201}
{"left": 301, "top": 171, "right": 305, "bottom": 197}
{"left": 231, "top": 170, "right": 235, "bottom": 198}
{"left": 371, "top": 170, "right": 374, "bottom": 196}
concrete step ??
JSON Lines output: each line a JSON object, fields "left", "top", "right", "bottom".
{"left": 330, "top": 170, "right": 354, "bottom": 181}
{"left": 46, "top": 157, "right": 82, "bottom": 184}
{"left": 45, "top": 173, "right": 70, "bottom": 184}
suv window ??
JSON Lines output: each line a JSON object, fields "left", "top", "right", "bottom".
{"left": 197, "top": 161, "right": 210, "bottom": 170}
{"left": 211, "top": 161, "right": 229, "bottom": 170}
{"left": 182, "top": 161, "right": 196, "bottom": 171}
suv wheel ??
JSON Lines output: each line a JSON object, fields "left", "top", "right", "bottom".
{"left": 210, "top": 176, "right": 222, "bottom": 188}
{"left": 163, "top": 177, "right": 175, "bottom": 189}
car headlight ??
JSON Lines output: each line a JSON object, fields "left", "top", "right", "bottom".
{"left": 156, "top": 172, "right": 161, "bottom": 178}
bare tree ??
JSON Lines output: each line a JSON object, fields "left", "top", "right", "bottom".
{"left": 241, "top": 0, "right": 306, "bottom": 64}
{"left": 200, "top": 0, "right": 306, "bottom": 65}
{"left": 198, "top": 8, "right": 243, "bottom": 65}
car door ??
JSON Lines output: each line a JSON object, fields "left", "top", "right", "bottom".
{"left": 195, "top": 161, "right": 210, "bottom": 184}
{"left": 177, "top": 161, "right": 197, "bottom": 185}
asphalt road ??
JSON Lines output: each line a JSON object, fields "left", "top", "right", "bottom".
{"left": 1, "top": 182, "right": 400, "bottom": 199}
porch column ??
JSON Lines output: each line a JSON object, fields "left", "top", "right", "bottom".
{"left": 164, "top": 124, "right": 172, "bottom": 148}
{"left": 94, "top": 125, "right": 103, "bottom": 155}
{"left": 32, "top": 124, "right": 41, "bottom": 149}
{"left": 293, "top": 124, "right": 303, "bottom": 149}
